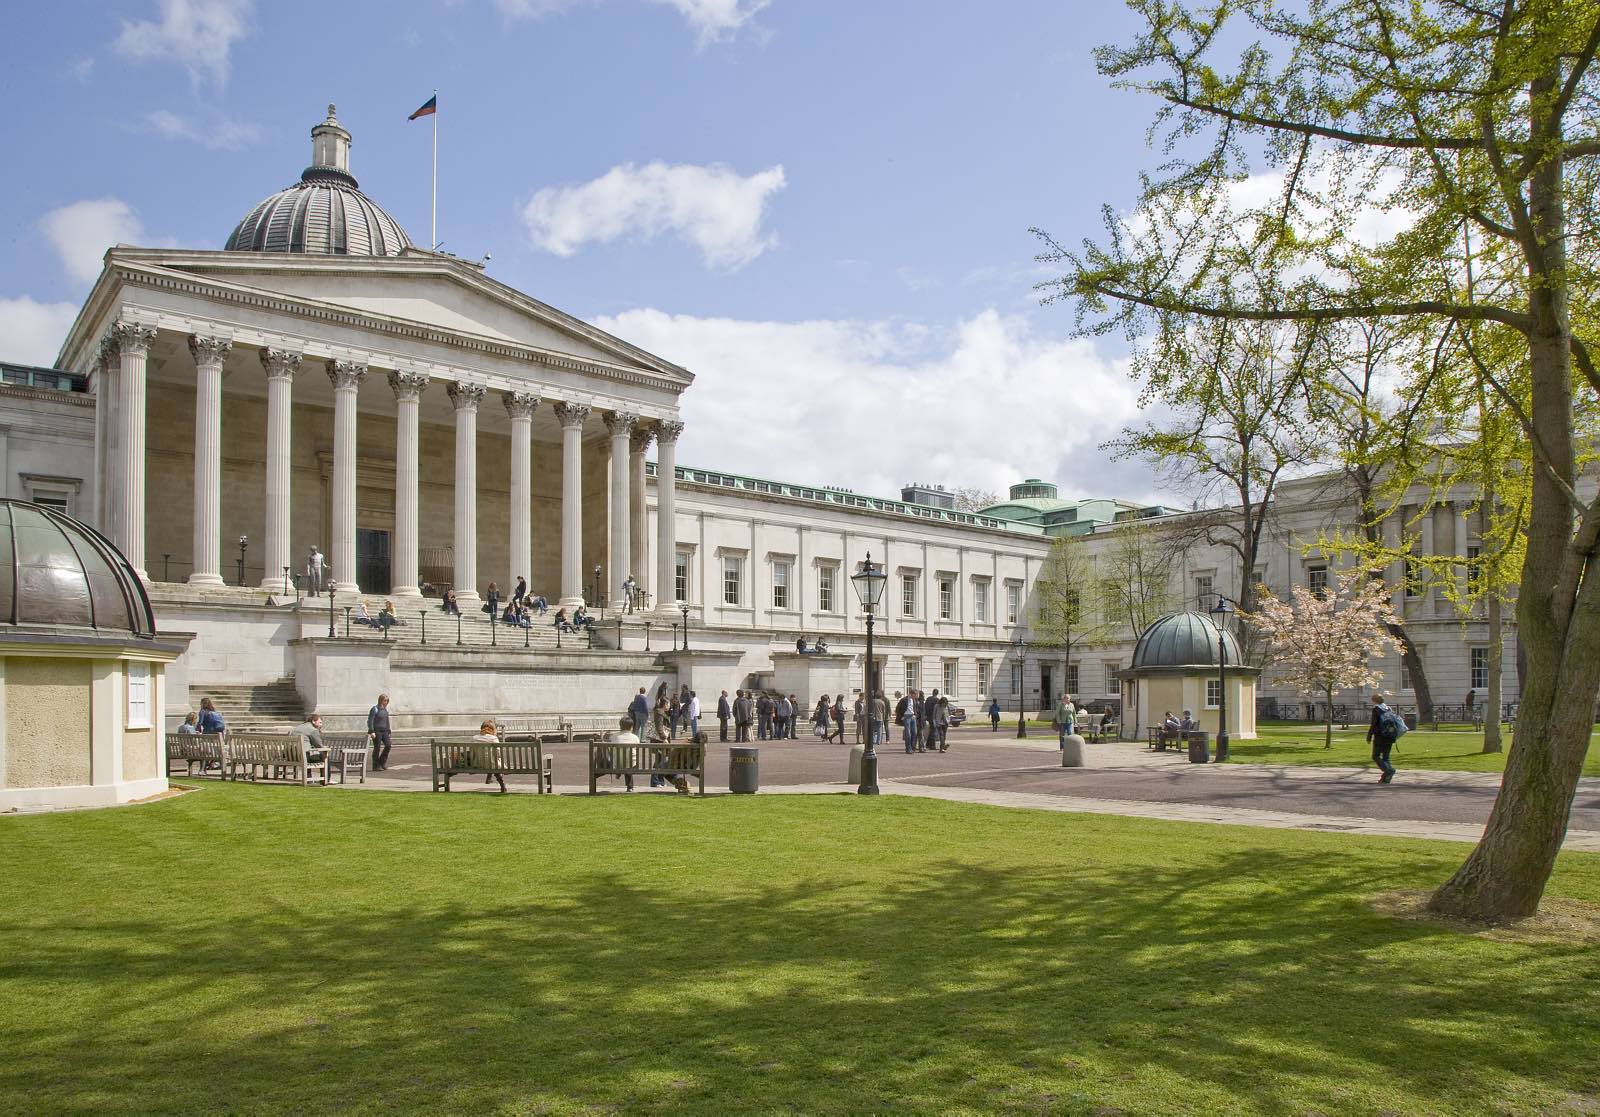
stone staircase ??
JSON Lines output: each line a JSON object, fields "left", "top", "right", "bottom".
{"left": 200, "top": 678, "right": 305, "bottom": 733}
{"left": 312, "top": 595, "right": 625, "bottom": 652}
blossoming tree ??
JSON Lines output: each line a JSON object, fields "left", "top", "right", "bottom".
{"left": 1249, "top": 568, "right": 1400, "bottom": 750}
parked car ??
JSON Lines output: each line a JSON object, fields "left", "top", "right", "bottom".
{"left": 948, "top": 705, "right": 967, "bottom": 727}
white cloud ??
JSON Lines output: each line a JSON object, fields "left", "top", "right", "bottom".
{"left": 143, "top": 109, "right": 262, "bottom": 150}
{"left": 40, "top": 199, "right": 148, "bottom": 284}
{"left": 648, "top": 0, "right": 770, "bottom": 45}
{"left": 68, "top": 57, "right": 95, "bottom": 81}
{"left": 113, "top": 0, "right": 253, "bottom": 89}
{"left": 591, "top": 307, "right": 1141, "bottom": 500}
{"left": 0, "top": 297, "right": 79, "bottom": 367}
{"left": 522, "top": 162, "right": 786, "bottom": 269}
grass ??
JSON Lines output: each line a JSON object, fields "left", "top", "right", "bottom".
{"left": 1225, "top": 723, "right": 1600, "bottom": 776}
{"left": 3, "top": 784, "right": 1600, "bottom": 1115}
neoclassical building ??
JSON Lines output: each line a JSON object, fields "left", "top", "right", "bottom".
{"left": 6, "top": 104, "right": 1517, "bottom": 734}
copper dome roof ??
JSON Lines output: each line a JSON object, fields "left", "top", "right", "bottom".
{"left": 0, "top": 501, "right": 156, "bottom": 636}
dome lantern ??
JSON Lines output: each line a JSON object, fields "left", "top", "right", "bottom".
{"left": 224, "top": 104, "right": 412, "bottom": 256}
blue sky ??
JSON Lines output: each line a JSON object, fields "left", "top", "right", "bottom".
{"left": 0, "top": 0, "right": 1181, "bottom": 505}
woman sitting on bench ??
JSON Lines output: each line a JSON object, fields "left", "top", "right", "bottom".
{"left": 472, "top": 719, "right": 507, "bottom": 792}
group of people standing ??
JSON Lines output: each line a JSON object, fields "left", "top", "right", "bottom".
{"left": 893, "top": 689, "right": 952, "bottom": 753}
{"left": 726, "top": 691, "right": 814, "bottom": 741}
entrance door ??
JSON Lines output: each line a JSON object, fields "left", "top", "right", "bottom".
{"left": 356, "top": 529, "right": 391, "bottom": 594}
{"left": 1040, "top": 665, "right": 1054, "bottom": 713}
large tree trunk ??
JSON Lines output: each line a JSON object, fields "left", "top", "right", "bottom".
{"left": 1392, "top": 626, "right": 1435, "bottom": 723}
{"left": 1323, "top": 685, "right": 1334, "bottom": 749}
{"left": 1483, "top": 593, "right": 1504, "bottom": 754}
{"left": 1431, "top": 80, "right": 1598, "bottom": 921}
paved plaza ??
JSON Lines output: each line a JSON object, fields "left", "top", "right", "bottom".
{"left": 353, "top": 725, "right": 1600, "bottom": 851}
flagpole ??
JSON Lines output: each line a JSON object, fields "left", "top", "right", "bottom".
{"left": 430, "top": 89, "right": 438, "bottom": 250}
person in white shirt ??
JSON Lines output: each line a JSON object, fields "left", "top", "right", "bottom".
{"left": 688, "top": 691, "right": 702, "bottom": 740}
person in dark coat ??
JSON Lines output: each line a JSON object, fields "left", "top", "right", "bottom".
{"left": 484, "top": 582, "right": 501, "bottom": 622}
{"left": 628, "top": 688, "right": 650, "bottom": 737}
{"left": 367, "top": 693, "right": 393, "bottom": 771}
{"left": 1367, "top": 694, "right": 1400, "bottom": 784}
{"left": 717, "top": 690, "right": 732, "bottom": 741}
{"left": 733, "top": 690, "right": 752, "bottom": 742}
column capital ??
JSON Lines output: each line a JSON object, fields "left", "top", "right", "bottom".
{"left": 503, "top": 390, "right": 541, "bottom": 420}
{"left": 187, "top": 335, "right": 233, "bottom": 367}
{"left": 552, "top": 401, "right": 591, "bottom": 430}
{"left": 327, "top": 359, "right": 368, "bottom": 392}
{"left": 630, "top": 426, "right": 656, "bottom": 454}
{"left": 388, "top": 370, "right": 430, "bottom": 402}
{"left": 447, "top": 381, "right": 487, "bottom": 412}
{"left": 603, "top": 410, "right": 639, "bottom": 437}
{"left": 107, "top": 321, "right": 158, "bottom": 359}
{"left": 260, "top": 348, "right": 302, "bottom": 381}
{"left": 655, "top": 419, "right": 685, "bottom": 445}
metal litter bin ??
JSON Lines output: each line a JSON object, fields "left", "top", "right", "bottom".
{"left": 1186, "top": 730, "right": 1210, "bottom": 764}
{"left": 1403, "top": 712, "right": 1418, "bottom": 731}
{"left": 729, "top": 746, "right": 759, "bottom": 793}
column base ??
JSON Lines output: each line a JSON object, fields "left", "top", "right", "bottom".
{"left": 187, "top": 572, "right": 226, "bottom": 588}
{"left": 558, "top": 595, "right": 587, "bottom": 611}
{"left": 454, "top": 591, "right": 483, "bottom": 610}
{"left": 259, "top": 575, "right": 295, "bottom": 593}
{"left": 390, "top": 585, "right": 423, "bottom": 600}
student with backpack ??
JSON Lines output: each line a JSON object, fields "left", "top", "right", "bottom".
{"left": 1367, "top": 693, "right": 1407, "bottom": 784}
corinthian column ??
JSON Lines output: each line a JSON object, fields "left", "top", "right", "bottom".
{"left": 604, "top": 410, "right": 637, "bottom": 608}
{"left": 655, "top": 420, "right": 683, "bottom": 610}
{"left": 553, "top": 402, "right": 591, "bottom": 608}
{"left": 187, "top": 335, "right": 232, "bottom": 586}
{"left": 111, "top": 322, "right": 158, "bottom": 578}
{"left": 259, "top": 349, "right": 301, "bottom": 590}
{"left": 448, "top": 381, "right": 487, "bottom": 605}
{"left": 504, "top": 391, "right": 540, "bottom": 596}
{"left": 327, "top": 359, "right": 367, "bottom": 595}
{"left": 630, "top": 426, "right": 654, "bottom": 602}
{"left": 389, "top": 371, "right": 430, "bottom": 598}
{"left": 96, "top": 339, "right": 120, "bottom": 538}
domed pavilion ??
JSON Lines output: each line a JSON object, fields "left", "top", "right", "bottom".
{"left": 0, "top": 500, "right": 186, "bottom": 811}
{"left": 1119, "top": 610, "right": 1258, "bottom": 741}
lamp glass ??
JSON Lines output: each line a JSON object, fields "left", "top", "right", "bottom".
{"left": 851, "top": 557, "right": 888, "bottom": 609}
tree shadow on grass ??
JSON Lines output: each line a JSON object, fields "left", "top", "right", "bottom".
{"left": 3, "top": 834, "right": 1598, "bottom": 1115}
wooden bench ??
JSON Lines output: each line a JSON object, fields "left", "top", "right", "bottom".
{"left": 321, "top": 733, "right": 371, "bottom": 784}
{"left": 588, "top": 740, "right": 705, "bottom": 795}
{"left": 223, "top": 733, "right": 327, "bottom": 785}
{"left": 565, "top": 715, "right": 618, "bottom": 742}
{"left": 165, "top": 732, "right": 224, "bottom": 777}
{"left": 1147, "top": 727, "right": 1182, "bottom": 752}
{"left": 498, "top": 715, "right": 565, "bottom": 742}
{"left": 430, "top": 739, "right": 551, "bottom": 793}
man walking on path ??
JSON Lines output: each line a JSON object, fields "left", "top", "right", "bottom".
{"left": 689, "top": 691, "right": 702, "bottom": 741}
{"left": 758, "top": 693, "right": 774, "bottom": 741}
{"left": 629, "top": 688, "right": 650, "bottom": 741}
{"left": 1367, "top": 694, "right": 1401, "bottom": 784}
{"left": 775, "top": 694, "right": 793, "bottom": 741}
{"left": 869, "top": 691, "right": 888, "bottom": 746}
{"left": 367, "top": 693, "right": 393, "bottom": 771}
{"left": 717, "top": 690, "right": 731, "bottom": 741}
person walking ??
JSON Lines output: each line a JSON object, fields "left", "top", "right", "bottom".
{"left": 717, "top": 690, "right": 732, "bottom": 741}
{"left": 787, "top": 695, "right": 801, "bottom": 739}
{"left": 1367, "top": 694, "right": 1402, "bottom": 784}
{"left": 734, "top": 690, "right": 751, "bottom": 742}
{"left": 367, "top": 693, "right": 393, "bottom": 771}
{"left": 629, "top": 687, "right": 650, "bottom": 740}
{"left": 688, "top": 690, "right": 702, "bottom": 741}
{"left": 988, "top": 697, "right": 1001, "bottom": 732}
{"left": 758, "top": 693, "right": 774, "bottom": 740}
{"left": 921, "top": 690, "right": 939, "bottom": 752}
{"left": 814, "top": 695, "right": 830, "bottom": 737}
{"left": 830, "top": 694, "right": 846, "bottom": 743}
{"left": 484, "top": 582, "right": 501, "bottom": 623}
{"left": 869, "top": 691, "right": 888, "bottom": 747}
{"left": 854, "top": 692, "right": 866, "bottom": 743}
{"left": 902, "top": 696, "right": 919, "bottom": 754}
{"left": 934, "top": 695, "right": 951, "bottom": 752}
{"left": 1054, "top": 694, "right": 1076, "bottom": 750}
{"left": 775, "top": 694, "right": 793, "bottom": 742}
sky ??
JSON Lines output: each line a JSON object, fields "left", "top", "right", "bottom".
{"left": 0, "top": 0, "right": 1184, "bottom": 506}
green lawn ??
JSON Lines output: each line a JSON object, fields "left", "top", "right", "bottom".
{"left": 1226, "top": 723, "right": 1600, "bottom": 776}
{"left": 3, "top": 784, "right": 1599, "bottom": 1114}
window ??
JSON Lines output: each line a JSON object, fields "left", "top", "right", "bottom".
{"left": 29, "top": 489, "right": 71, "bottom": 514}
{"left": 1006, "top": 581, "right": 1021, "bottom": 624}
{"left": 1011, "top": 662, "right": 1023, "bottom": 696}
{"left": 902, "top": 573, "right": 919, "bottom": 618}
{"left": 905, "top": 658, "right": 920, "bottom": 692}
{"left": 976, "top": 659, "right": 992, "bottom": 697}
{"left": 1400, "top": 646, "right": 1423, "bottom": 690}
{"left": 1307, "top": 565, "right": 1329, "bottom": 597}
{"left": 1103, "top": 662, "right": 1120, "bottom": 695}
{"left": 1065, "top": 663, "right": 1080, "bottom": 694}
{"left": 722, "top": 556, "right": 742, "bottom": 605}
{"left": 772, "top": 560, "right": 791, "bottom": 609}
{"left": 819, "top": 565, "right": 836, "bottom": 613}
{"left": 974, "top": 579, "right": 990, "bottom": 623}
{"left": 943, "top": 660, "right": 959, "bottom": 696}
{"left": 1471, "top": 646, "right": 1489, "bottom": 690}
{"left": 1466, "top": 545, "right": 1483, "bottom": 593}
{"left": 20, "top": 475, "right": 80, "bottom": 517}
{"left": 126, "top": 661, "right": 151, "bottom": 729}
{"left": 1206, "top": 678, "right": 1222, "bottom": 709}
{"left": 674, "top": 551, "right": 691, "bottom": 603}
{"left": 1403, "top": 555, "right": 1421, "bottom": 598}
{"left": 938, "top": 576, "right": 954, "bottom": 620}
{"left": 1195, "top": 573, "right": 1214, "bottom": 609}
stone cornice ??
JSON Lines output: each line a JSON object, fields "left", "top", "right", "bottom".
{"left": 0, "top": 382, "right": 95, "bottom": 408}
{"left": 63, "top": 252, "right": 692, "bottom": 398}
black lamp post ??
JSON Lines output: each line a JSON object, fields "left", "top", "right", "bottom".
{"left": 1210, "top": 598, "right": 1234, "bottom": 762}
{"left": 237, "top": 535, "right": 249, "bottom": 587}
{"left": 680, "top": 603, "right": 691, "bottom": 650}
{"left": 1014, "top": 634, "right": 1029, "bottom": 739}
{"left": 593, "top": 564, "right": 603, "bottom": 612}
{"left": 851, "top": 552, "right": 888, "bottom": 796}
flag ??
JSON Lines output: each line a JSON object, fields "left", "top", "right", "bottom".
{"left": 408, "top": 95, "right": 437, "bottom": 121}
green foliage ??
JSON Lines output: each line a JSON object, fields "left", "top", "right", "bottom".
{"left": 2, "top": 785, "right": 1599, "bottom": 1113}
{"left": 1032, "top": 533, "right": 1116, "bottom": 655}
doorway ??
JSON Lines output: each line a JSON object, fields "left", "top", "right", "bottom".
{"left": 356, "top": 529, "right": 391, "bottom": 595}
{"left": 1040, "top": 665, "right": 1054, "bottom": 713}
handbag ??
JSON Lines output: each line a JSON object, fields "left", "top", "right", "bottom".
{"left": 481, "top": 602, "right": 492, "bottom": 613}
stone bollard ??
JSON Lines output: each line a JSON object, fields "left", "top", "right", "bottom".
{"left": 848, "top": 743, "right": 865, "bottom": 784}
{"left": 1061, "top": 734, "right": 1087, "bottom": 768}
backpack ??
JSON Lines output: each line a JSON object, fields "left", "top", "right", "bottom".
{"left": 1377, "top": 705, "right": 1408, "bottom": 740}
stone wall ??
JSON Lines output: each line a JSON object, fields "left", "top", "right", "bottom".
{"left": 3, "top": 657, "right": 92, "bottom": 788}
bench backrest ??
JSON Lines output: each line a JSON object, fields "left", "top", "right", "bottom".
{"left": 225, "top": 733, "right": 307, "bottom": 766}
{"left": 322, "top": 733, "right": 369, "bottom": 753}
{"left": 588, "top": 740, "right": 705, "bottom": 773}
{"left": 430, "top": 739, "right": 544, "bottom": 772}
{"left": 165, "top": 732, "right": 224, "bottom": 760}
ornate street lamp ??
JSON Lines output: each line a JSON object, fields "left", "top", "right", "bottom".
{"left": 593, "top": 563, "right": 603, "bottom": 612}
{"left": 1014, "top": 633, "right": 1029, "bottom": 739}
{"left": 237, "top": 535, "right": 249, "bottom": 587}
{"left": 851, "top": 552, "right": 888, "bottom": 796}
{"left": 1210, "top": 597, "right": 1234, "bottom": 763}
{"left": 680, "top": 602, "right": 691, "bottom": 650}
